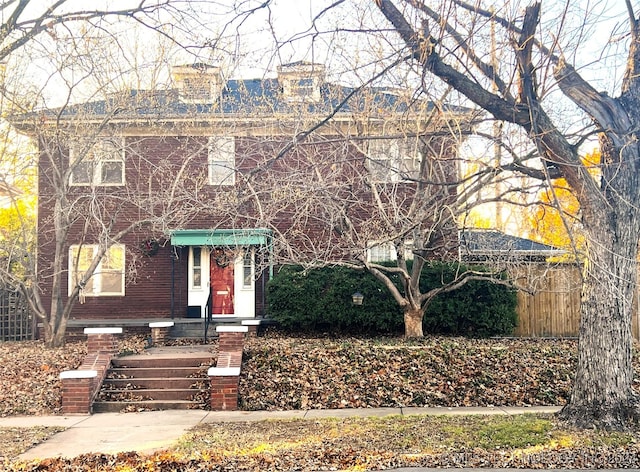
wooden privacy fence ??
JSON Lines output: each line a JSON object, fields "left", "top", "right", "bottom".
{"left": 510, "top": 263, "right": 640, "bottom": 339}
{"left": 0, "top": 288, "right": 33, "bottom": 341}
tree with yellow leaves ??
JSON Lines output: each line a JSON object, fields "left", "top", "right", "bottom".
{"left": 528, "top": 150, "right": 600, "bottom": 258}
{"left": 0, "top": 128, "right": 37, "bottom": 284}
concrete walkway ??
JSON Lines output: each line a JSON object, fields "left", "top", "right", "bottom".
{"left": 0, "top": 406, "right": 563, "bottom": 461}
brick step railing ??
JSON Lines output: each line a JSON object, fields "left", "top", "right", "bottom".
{"left": 59, "top": 328, "right": 121, "bottom": 415}
{"left": 59, "top": 323, "right": 254, "bottom": 414}
{"left": 208, "top": 326, "right": 246, "bottom": 410}
{"left": 93, "top": 355, "right": 213, "bottom": 413}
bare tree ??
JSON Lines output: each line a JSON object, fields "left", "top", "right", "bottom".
{"left": 10, "top": 97, "right": 220, "bottom": 347}
{"left": 0, "top": 1, "right": 232, "bottom": 348}
{"left": 214, "top": 72, "right": 510, "bottom": 338}
{"left": 350, "top": 0, "right": 640, "bottom": 430}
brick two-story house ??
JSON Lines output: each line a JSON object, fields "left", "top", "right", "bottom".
{"left": 12, "top": 62, "right": 472, "bottom": 330}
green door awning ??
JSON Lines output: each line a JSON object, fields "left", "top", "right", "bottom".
{"left": 170, "top": 228, "right": 271, "bottom": 247}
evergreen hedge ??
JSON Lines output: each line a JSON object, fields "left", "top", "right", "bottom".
{"left": 266, "top": 262, "right": 518, "bottom": 337}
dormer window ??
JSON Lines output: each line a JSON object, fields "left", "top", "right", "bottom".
{"left": 277, "top": 62, "right": 324, "bottom": 103}
{"left": 294, "top": 78, "right": 314, "bottom": 98}
{"left": 172, "top": 63, "right": 222, "bottom": 104}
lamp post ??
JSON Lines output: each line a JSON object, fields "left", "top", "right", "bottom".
{"left": 352, "top": 291, "right": 364, "bottom": 306}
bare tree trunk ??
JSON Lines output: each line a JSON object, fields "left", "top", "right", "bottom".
{"left": 44, "top": 296, "right": 67, "bottom": 348}
{"left": 404, "top": 307, "right": 424, "bottom": 338}
{"left": 560, "top": 206, "right": 640, "bottom": 429}
{"left": 42, "top": 319, "right": 53, "bottom": 348}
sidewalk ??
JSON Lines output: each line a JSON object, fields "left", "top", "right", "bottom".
{"left": 1, "top": 406, "right": 563, "bottom": 461}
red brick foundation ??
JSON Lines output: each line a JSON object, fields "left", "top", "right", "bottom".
{"left": 216, "top": 327, "right": 247, "bottom": 351}
{"left": 85, "top": 329, "right": 120, "bottom": 356}
{"left": 208, "top": 369, "right": 241, "bottom": 410}
{"left": 241, "top": 319, "right": 262, "bottom": 337}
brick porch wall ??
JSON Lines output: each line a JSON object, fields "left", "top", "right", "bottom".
{"left": 208, "top": 326, "right": 248, "bottom": 410}
{"left": 59, "top": 328, "right": 121, "bottom": 414}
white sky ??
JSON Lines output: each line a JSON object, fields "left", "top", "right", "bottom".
{"left": 3, "top": 0, "right": 637, "bottom": 236}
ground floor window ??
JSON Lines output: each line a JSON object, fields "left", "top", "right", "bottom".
{"left": 191, "top": 247, "right": 202, "bottom": 289}
{"left": 68, "top": 244, "right": 125, "bottom": 296}
{"left": 367, "top": 240, "right": 414, "bottom": 262}
{"left": 242, "top": 249, "right": 254, "bottom": 289}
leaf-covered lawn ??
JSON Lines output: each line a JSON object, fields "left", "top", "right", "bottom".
{"left": 0, "top": 427, "right": 63, "bottom": 462}
{"left": 0, "top": 341, "right": 86, "bottom": 417}
{"left": 0, "top": 336, "right": 146, "bottom": 417}
{"left": 240, "top": 334, "right": 578, "bottom": 410}
{"left": 0, "top": 333, "right": 591, "bottom": 416}
{"left": 3, "top": 332, "right": 640, "bottom": 469}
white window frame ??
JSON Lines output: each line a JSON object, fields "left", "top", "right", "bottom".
{"left": 282, "top": 77, "right": 321, "bottom": 102}
{"left": 242, "top": 248, "right": 254, "bottom": 290}
{"left": 367, "top": 138, "right": 421, "bottom": 183}
{"left": 68, "top": 244, "right": 125, "bottom": 296}
{"left": 181, "top": 76, "right": 213, "bottom": 103}
{"left": 367, "top": 240, "right": 414, "bottom": 263}
{"left": 70, "top": 137, "right": 125, "bottom": 186}
{"left": 208, "top": 136, "right": 235, "bottom": 185}
{"left": 191, "top": 246, "right": 203, "bottom": 290}
{"left": 367, "top": 242, "right": 397, "bottom": 263}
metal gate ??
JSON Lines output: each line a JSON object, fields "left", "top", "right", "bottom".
{"left": 0, "top": 289, "right": 33, "bottom": 341}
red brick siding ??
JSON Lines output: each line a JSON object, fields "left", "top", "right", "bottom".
{"left": 86, "top": 333, "right": 119, "bottom": 355}
{"left": 60, "top": 332, "right": 118, "bottom": 414}
{"left": 217, "top": 332, "right": 244, "bottom": 353}
{"left": 37, "top": 134, "right": 459, "bottom": 322}
{"left": 209, "top": 330, "right": 245, "bottom": 410}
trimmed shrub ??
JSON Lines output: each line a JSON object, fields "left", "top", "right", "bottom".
{"left": 266, "top": 265, "right": 402, "bottom": 335}
{"left": 421, "top": 262, "right": 518, "bottom": 337}
{"left": 267, "top": 263, "right": 517, "bottom": 337}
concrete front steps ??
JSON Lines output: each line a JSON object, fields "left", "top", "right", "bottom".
{"left": 169, "top": 319, "right": 240, "bottom": 340}
{"left": 93, "top": 349, "right": 215, "bottom": 413}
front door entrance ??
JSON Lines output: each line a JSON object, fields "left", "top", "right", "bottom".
{"left": 210, "top": 249, "right": 234, "bottom": 315}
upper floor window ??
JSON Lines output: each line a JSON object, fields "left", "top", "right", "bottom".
{"left": 367, "top": 138, "right": 421, "bottom": 183}
{"left": 68, "top": 244, "right": 125, "bottom": 297}
{"left": 208, "top": 137, "right": 235, "bottom": 185}
{"left": 70, "top": 137, "right": 125, "bottom": 186}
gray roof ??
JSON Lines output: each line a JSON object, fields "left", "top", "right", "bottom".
{"left": 459, "top": 230, "right": 563, "bottom": 261}
{"left": 28, "top": 77, "right": 470, "bottom": 122}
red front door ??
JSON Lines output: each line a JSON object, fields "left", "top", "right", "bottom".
{"left": 210, "top": 250, "right": 234, "bottom": 315}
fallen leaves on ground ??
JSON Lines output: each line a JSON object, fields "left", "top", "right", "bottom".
{"left": 0, "top": 427, "right": 63, "bottom": 462}
{"left": 2, "top": 332, "right": 640, "bottom": 470}
{"left": 0, "top": 333, "right": 581, "bottom": 417}
{"left": 7, "top": 415, "right": 640, "bottom": 470}
{"left": 0, "top": 336, "right": 146, "bottom": 417}
{"left": 240, "top": 334, "right": 578, "bottom": 410}
{"left": 0, "top": 341, "right": 87, "bottom": 417}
